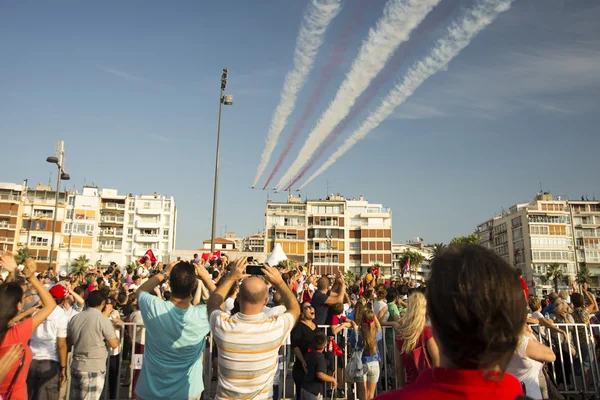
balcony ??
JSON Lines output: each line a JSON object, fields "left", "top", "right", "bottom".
{"left": 135, "top": 219, "right": 161, "bottom": 229}
{"left": 99, "top": 229, "right": 123, "bottom": 237}
{"left": 0, "top": 222, "right": 16, "bottom": 230}
{"left": 0, "top": 237, "right": 14, "bottom": 244}
{"left": 0, "top": 210, "right": 18, "bottom": 216}
{"left": 0, "top": 193, "right": 20, "bottom": 202}
{"left": 136, "top": 207, "right": 161, "bottom": 215}
{"left": 100, "top": 215, "right": 125, "bottom": 224}
{"left": 135, "top": 233, "right": 160, "bottom": 243}
{"left": 133, "top": 247, "right": 154, "bottom": 257}
{"left": 99, "top": 244, "right": 123, "bottom": 252}
{"left": 32, "top": 211, "right": 54, "bottom": 219}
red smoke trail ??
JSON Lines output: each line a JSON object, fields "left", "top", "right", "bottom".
{"left": 285, "top": 2, "right": 457, "bottom": 191}
{"left": 262, "top": 0, "right": 375, "bottom": 189}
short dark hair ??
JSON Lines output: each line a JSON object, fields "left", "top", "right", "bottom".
{"left": 515, "top": 268, "right": 523, "bottom": 276}
{"left": 330, "top": 302, "right": 344, "bottom": 315}
{"left": 317, "top": 277, "right": 329, "bottom": 291}
{"left": 313, "top": 332, "right": 327, "bottom": 350}
{"left": 163, "top": 291, "right": 172, "bottom": 301}
{"left": 571, "top": 292, "right": 584, "bottom": 308}
{"left": 169, "top": 262, "right": 197, "bottom": 299}
{"left": 386, "top": 288, "right": 398, "bottom": 303}
{"left": 133, "top": 275, "right": 140, "bottom": 281}
{"left": 427, "top": 245, "right": 526, "bottom": 370}
{"left": 87, "top": 290, "right": 107, "bottom": 308}
{"left": 193, "top": 253, "right": 198, "bottom": 258}
{"left": 126, "top": 267, "right": 133, "bottom": 274}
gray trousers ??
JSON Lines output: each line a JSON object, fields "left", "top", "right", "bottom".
{"left": 27, "top": 359, "right": 61, "bottom": 400}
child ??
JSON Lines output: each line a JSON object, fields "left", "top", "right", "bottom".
{"left": 301, "top": 332, "right": 337, "bottom": 400}
{"left": 330, "top": 303, "right": 357, "bottom": 397}
{"left": 349, "top": 309, "right": 382, "bottom": 400}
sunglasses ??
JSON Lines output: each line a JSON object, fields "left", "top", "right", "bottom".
{"left": 303, "top": 306, "right": 314, "bottom": 311}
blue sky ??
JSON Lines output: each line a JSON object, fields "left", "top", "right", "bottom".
{"left": 1, "top": 0, "right": 599, "bottom": 249}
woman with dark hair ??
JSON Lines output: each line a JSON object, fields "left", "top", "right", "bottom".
{"left": 291, "top": 302, "right": 319, "bottom": 400}
{"left": 0, "top": 254, "right": 57, "bottom": 399}
{"left": 375, "top": 245, "right": 526, "bottom": 400}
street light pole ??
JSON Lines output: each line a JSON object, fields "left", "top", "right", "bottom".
{"left": 210, "top": 69, "right": 233, "bottom": 254}
{"left": 47, "top": 141, "right": 70, "bottom": 273}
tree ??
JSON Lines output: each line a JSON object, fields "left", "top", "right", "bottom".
{"left": 400, "top": 249, "right": 425, "bottom": 281}
{"left": 449, "top": 233, "right": 481, "bottom": 247}
{"left": 430, "top": 243, "right": 447, "bottom": 261}
{"left": 344, "top": 269, "right": 356, "bottom": 285}
{"left": 576, "top": 263, "right": 592, "bottom": 285}
{"left": 14, "top": 246, "right": 30, "bottom": 265}
{"left": 546, "top": 263, "right": 565, "bottom": 293}
{"left": 71, "top": 255, "right": 91, "bottom": 274}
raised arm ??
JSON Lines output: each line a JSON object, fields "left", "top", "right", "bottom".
{"left": 136, "top": 261, "right": 176, "bottom": 299}
{"left": 262, "top": 264, "right": 300, "bottom": 322}
{"left": 324, "top": 271, "right": 346, "bottom": 305}
{"left": 207, "top": 258, "right": 248, "bottom": 316}
{"left": 20, "top": 258, "right": 57, "bottom": 331}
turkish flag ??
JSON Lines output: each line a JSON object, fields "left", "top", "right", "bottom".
{"left": 139, "top": 249, "right": 157, "bottom": 265}
{"left": 202, "top": 252, "right": 221, "bottom": 262}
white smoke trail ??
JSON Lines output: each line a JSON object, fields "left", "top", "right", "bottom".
{"left": 275, "top": 0, "right": 441, "bottom": 190}
{"left": 252, "top": 0, "right": 343, "bottom": 187}
{"left": 299, "top": 0, "right": 514, "bottom": 189}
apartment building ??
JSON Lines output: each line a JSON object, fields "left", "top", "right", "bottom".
{"left": 476, "top": 193, "right": 600, "bottom": 295}
{"left": 62, "top": 186, "right": 101, "bottom": 268}
{"left": 0, "top": 182, "right": 177, "bottom": 272}
{"left": 391, "top": 242, "right": 433, "bottom": 280}
{"left": 242, "top": 232, "right": 265, "bottom": 253}
{"left": 0, "top": 183, "right": 24, "bottom": 254}
{"left": 265, "top": 194, "right": 392, "bottom": 275}
{"left": 19, "top": 184, "right": 68, "bottom": 270}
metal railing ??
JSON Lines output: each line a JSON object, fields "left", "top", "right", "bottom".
{"left": 61, "top": 322, "right": 600, "bottom": 400}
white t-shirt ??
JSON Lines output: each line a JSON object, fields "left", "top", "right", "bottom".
{"left": 30, "top": 306, "right": 68, "bottom": 362}
{"left": 224, "top": 298, "right": 236, "bottom": 313}
{"left": 507, "top": 336, "right": 543, "bottom": 399}
{"left": 63, "top": 304, "right": 82, "bottom": 322}
{"left": 373, "top": 300, "right": 389, "bottom": 322}
{"left": 130, "top": 310, "right": 146, "bottom": 345}
{"left": 108, "top": 310, "right": 121, "bottom": 356}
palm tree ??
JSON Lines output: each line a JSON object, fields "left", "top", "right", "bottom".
{"left": 14, "top": 246, "right": 31, "bottom": 265}
{"left": 546, "top": 263, "right": 565, "bottom": 293}
{"left": 430, "top": 243, "right": 447, "bottom": 261}
{"left": 576, "top": 263, "right": 592, "bottom": 285}
{"left": 400, "top": 249, "right": 425, "bottom": 281}
{"left": 71, "top": 255, "right": 91, "bottom": 274}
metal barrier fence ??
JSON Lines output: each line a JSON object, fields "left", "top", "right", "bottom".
{"left": 63, "top": 322, "right": 600, "bottom": 400}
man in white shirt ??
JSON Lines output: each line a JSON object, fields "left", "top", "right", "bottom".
{"left": 27, "top": 284, "right": 69, "bottom": 400}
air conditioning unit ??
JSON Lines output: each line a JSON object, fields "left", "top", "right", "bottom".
{"left": 22, "top": 213, "right": 29, "bottom": 217}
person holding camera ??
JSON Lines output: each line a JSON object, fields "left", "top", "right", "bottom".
{"left": 133, "top": 261, "right": 216, "bottom": 400}
{"left": 208, "top": 258, "right": 300, "bottom": 400}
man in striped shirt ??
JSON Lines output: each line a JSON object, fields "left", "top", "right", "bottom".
{"left": 208, "top": 258, "right": 301, "bottom": 399}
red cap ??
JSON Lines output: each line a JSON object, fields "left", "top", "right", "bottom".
{"left": 49, "top": 284, "right": 69, "bottom": 301}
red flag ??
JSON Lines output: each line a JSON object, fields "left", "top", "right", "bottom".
{"left": 202, "top": 252, "right": 221, "bottom": 262}
{"left": 139, "top": 249, "right": 157, "bottom": 265}
{"left": 402, "top": 258, "right": 411, "bottom": 273}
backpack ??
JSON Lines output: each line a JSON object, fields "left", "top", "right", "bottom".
{"left": 346, "top": 331, "right": 366, "bottom": 382}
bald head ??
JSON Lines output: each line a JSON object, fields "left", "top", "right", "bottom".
{"left": 239, "top": 277, "right": 268, "bottom": 306}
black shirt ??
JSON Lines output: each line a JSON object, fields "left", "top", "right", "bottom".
{"left": 302, "top": 352, "right": 328, "bottom": 396}
{"left": 291, "top": 322, "right": 320, "bottom": 370}
{"left": 311, "top": 291, "right": 330, "bottom": 326}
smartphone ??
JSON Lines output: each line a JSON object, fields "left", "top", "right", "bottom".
{"left": 246, "top": 265, "right": 264, "bottom": 275}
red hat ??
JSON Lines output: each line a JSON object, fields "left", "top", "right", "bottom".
{"left": 49, "top": 284, "right": 69, "bottom": 301}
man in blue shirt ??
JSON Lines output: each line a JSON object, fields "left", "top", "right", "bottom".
{"left": 541, "top": 292, "right": 560, "bottom": 317}
{"left": 135, "top": 260, "right": 216, "bottom": 400}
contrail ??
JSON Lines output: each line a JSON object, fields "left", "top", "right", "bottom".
{"left": 285, "top": 1, "right": 458, "bottom": 190}
{"left": 261, "top": 0, "right": 375, "bottom": 190}
{"left": 252, "top": 0, "right": 343, "bottom": 188}
{"left": 275, "top": 0, "right": 441, "bottom": 190}
{"left": 299, "top": 0, "right": 515, "bottom": 189}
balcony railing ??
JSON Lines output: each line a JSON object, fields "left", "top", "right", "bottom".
{"left": 136, "top": 207, "right": 161, "bottom": 215}
{"left": 0, "top": 222, "right": 16, "bottom": 230}
{"left": 135, "top": 234, "right": 160, "bottom": 243}
{"left": 99, "top": 229, "right": 123, "bottom": 237}
{"left": 0, "top": 210, "right": 18, "bottom": 216}
{"left": 0, "top": 194, "right": 20, "bottom": 202}
{"left": 101, "top": 215, "right": 125, "bottom": 223}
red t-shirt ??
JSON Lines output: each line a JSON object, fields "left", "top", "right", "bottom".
{"left": 395, "top": 326, "right": 433, "bottom": 385}
{"left": 374, "top": 368, "right": 524, "bottom": 400}
{"left": 0, "top": 318, "right": 33, "bottom": 399}
{"left": 519, "top": 277, "right": 529, "bottom": 299}
{"left": 331, "top": 314, "right": 347, "bottom": 326}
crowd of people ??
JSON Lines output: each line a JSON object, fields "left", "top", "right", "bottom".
{"left": 0, "top": 245, "right": 599, "bottom": 400}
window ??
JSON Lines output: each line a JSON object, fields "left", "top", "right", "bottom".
{"left": 511, "top": 216, "right": 522, "bottom": 228}
{"left": 30, "top": 236, "right": 49, "bottom": 246}
{"left": 66, "top": 210, "right": 74, "bottom": 220}
{"left": 512, "top": 228, "right": 523, "bottom": 241}
{"left": 349, "top": 242, "right": 361, "bottom": 251}
{"left": 68, "top": 196, "right": 75, "bottom": 206}
{"left": 164, "top": 201, "right": 171, "bottom": 211}
{"left": 128, "top": 202, "right": 134, "bottom": 210}
{"left": 528, "top": 215, "right": 569, "bottom": 224}
{"left": 127, "top": 228, "right": 133, "bottom": 238}
{"left": 163, "top": 229, "right": 169, "bottom": 239}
